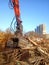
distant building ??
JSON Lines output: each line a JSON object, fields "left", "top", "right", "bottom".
{"left": 35, "top": 24, "right": 46, "bottom": 35}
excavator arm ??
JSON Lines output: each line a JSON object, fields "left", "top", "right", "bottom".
{"left": 12, "top": 0, "right": 23, "bottom": 35}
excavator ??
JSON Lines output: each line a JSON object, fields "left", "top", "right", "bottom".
{"left": 6, "top": 0, "right": 23, "bottom": 48}
{"left": 9, "top": 0, "right": 23, "bottom": 35}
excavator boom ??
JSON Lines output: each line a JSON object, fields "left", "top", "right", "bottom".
{"left": 12, "top": 0, "right": 23, "bottom": 35}
{"left": 12, "top": 0, "right": 20, "bottom": 17}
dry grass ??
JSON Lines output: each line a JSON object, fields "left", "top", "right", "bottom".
{"left": 0, "top": 31, "right": 14, "bottom": 50}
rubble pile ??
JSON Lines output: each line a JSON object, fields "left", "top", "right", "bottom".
{"left": 0, "top": 31, "right": 49, "bottom": 65}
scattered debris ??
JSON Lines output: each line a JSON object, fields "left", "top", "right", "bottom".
{"left": 0, "top": 31, "right": 49, "bottom": 65}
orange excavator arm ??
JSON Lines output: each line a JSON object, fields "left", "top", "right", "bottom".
{"left": 12, "top": 0, "right": 23, "bottom": 34}
{"left": 12, "top": 0, "right": 20, "bottom": 17}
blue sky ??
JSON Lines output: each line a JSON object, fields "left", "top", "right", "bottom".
{"left": 0, "top": 0, "right": 49, "bottom": 33}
